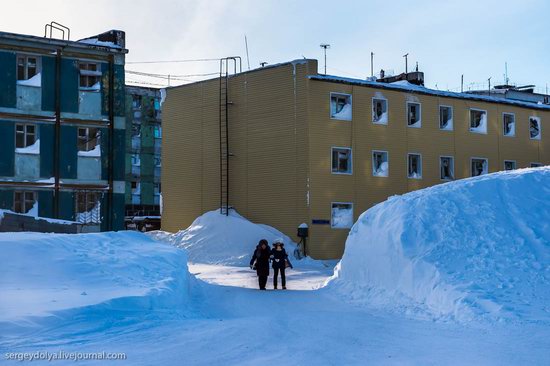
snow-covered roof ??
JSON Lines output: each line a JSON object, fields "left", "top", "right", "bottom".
{"left": 309, "top": 74, "right": 550, "bottom": 111}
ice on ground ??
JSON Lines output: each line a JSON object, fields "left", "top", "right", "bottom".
{"left": 150, "top": 209, "right": 321, "bottom": 267}
{"left": 328, "top": 167, "right": 550, "bottom": 323}
{"left": 0, "top": 231, "right": 191, "bottom": 323}
{"left": 332, "top": 103, "right": 352, "bottom": 120}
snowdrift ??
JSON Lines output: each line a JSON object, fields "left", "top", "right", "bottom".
{"left": 153, "top": 209, "right": 300, "bottom": 266}
{"left": 328, "top": 167, "right": 550, "bottom": 322}
{"left": 0, "top": 231, "right": 191, "bottom": 324}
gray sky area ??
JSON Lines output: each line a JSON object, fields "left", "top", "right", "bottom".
{"left": 2, "top": 0, "right": 549, "bottom": 92}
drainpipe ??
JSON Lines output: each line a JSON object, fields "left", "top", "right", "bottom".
{"left": 53, "top": 49, "right": 62, "bottom": 218}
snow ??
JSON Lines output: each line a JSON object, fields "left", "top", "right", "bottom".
{"left": 75, "top": 202, "right": 101, "bottom": 224}
{"left": 530, "top": 117, "right": 541, "bottom": 139}
{"left": 152, "top": 209, "right": 315, "bottom": 266}
{"left": 0, "top": 207, "right": 78, "bottom": 225}
{"left": 328, "top": 167, "right": 550, "bottom": 323}
{"left": 79, "top": 38, "right": 121, "bottom": 49}
{"left": 506, "top": 121, "right": 516, "bottom": 136}
{"left": 331, "top": 102, "right": 352, "bottom": 120}
{"left": 331, "top": 204, "right": 353, "bottom": 229}
{"left": 470, "top": 111, "right": 487, "bottom": 133}
{"left": 16, "top": 72, "right": 41, "bottom": 87}
{"left": 441, "top": 117, "right": 453, "bottom": 130}
{"left": 374, "top": 161, "right": 389, "bottom": 177}
{"left": 77, "top": 144, "right": 101, "bottom": 157}
{"left": 15, "top": 138, "right": 40, "bottom": 155}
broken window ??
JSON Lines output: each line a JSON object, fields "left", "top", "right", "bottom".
{"left": 79, "top": 62, "right": 101, "bottom": 89}
{"left": 407, "top": 102, "right": 421, "bottom": 127}
{"left": 15, "top": 124, "right": 36, "bottom": 148}
{"left": 132, "top": 95, "right": 142, "bottom": 109}
{"left": 408, "top": 153, "right": 422, "bottom": 179}
{"left": 331, "top": 147, "right": 352, "bottom": 174}
{"left": 17, "top": 55, "right": 39, "bottom": 81}
{"left": 504, "top": 160, "right": 516, "bottom": 171}
{"left": 470, "top": 109, "right": 487, "bottom": 133}
{"left": 131, "top": 154, "right": 141, "bottom": 166}
{"left": 529, "top": 116, "right": 541, "bottom": 140}
{"left": 154, "top": 154, "right": 162, "bottom": 167}
{"left": 440, "top": 156, "right": 454, "bottom": 180}
{"left": 77, "top": 127, "right": 99, "bottom": 152}
{"left": 372, "top": 98, "right": 388, "bottom": 124}
{"left": 531, "top": 162, "right": 542, "bottom": 168}
{"left": 330, "top": 93, "right": 352, "bottom": 120}
{"left": 471, "top": 158, "right": 488, "bottom": 177}
{"left": 503, "top": 113, "right": 515, "bottom": 137}
{"left": 439, "top": 105, "right": 453, "bottom": 130}
{"left": 13, "top": 191, "right": 36, "bottom": 214}
{"left": 331, "top": 202, "right": 353, "bottom": 229}
{"left": 75, "top": 191, "right": 101, "bottom": 224}
{"left": 372, "top": 151, "right": 389, "bottom": 177}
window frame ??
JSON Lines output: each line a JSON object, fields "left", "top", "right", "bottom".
{"left": 469, "top": 108, "right": 488, "bottom": 134}
{"left": 439, "top": 105, "right": 453, "bottom": 131}
{"left": 439, "top": 155, "right": 455, "bottom": 181}
{"left": 77, "top": 127, "right": 99, "bottom": 152}
{"left": 529, "top": 116, "right": 542, "bottom": 140}
{"left": 329, "top": 92, "right": 352, "bottom": 121}
{"left": 16, "top": 54, "right": 41, "bottom": 81}
{"left": 78, "top": 61, "right": 102, "bottom": 90}
{"left": 406, "top": 101, "right": 422, "bottom": 128}
{"left": 502, "top": 112, "right": 516, "bottom": 137}
{"left": 407, "top": 153, "right": 423, "bottom": 179}
{"left": 13, "top": 190, "right": 36, "bottom": 214}
{"left": 15, "top": 123, "right": 37, "bottom": 149}
{"left": 470, "top": 157, "right": 489, "bottom": 177}
{"left": 504, "top": 160, "right": 516, "bottom": 171}
{"left": 331, "top": 146, "right": 353, "bottom": 175}
{"left": 330, "top": 202, "right": 354, "bottom": 230}
{"left": 372, "top": 97, "right": 388, "bottom": 125}
{"left": 372, "top": 150, "right": 389, "bottom": 177}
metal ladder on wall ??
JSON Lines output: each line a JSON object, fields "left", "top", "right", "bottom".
{"left": 219, "top": 57, "right": 242, "bottom": 216}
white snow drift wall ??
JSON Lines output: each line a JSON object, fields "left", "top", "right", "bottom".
{"left": 329, "top": 167, "right": 550, "bottom": 322}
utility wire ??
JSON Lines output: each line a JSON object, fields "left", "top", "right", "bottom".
{"left": 126, "top": 69, "right": 218, "bottom": 79}
{"left": 126, "top": 58, "right": 220, "bottom": 65}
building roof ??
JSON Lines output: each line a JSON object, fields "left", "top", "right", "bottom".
{"left": 309, "top": 74, "right": 550, "bottom": 111}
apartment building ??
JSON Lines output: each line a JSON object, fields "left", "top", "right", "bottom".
{"left": 162, "top": 59, "right": 549, "bottom": 259}
{"left": 125, "top": 85, "right": 162, "bottom": 231}
{"left": 0, "top": 28, "right": 127, "bottom": 231}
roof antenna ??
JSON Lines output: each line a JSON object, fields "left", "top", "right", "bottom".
{"left": 370, "top": 52, "right": 374, "bottom": 77}
{"left": 403, "top": 53, "right": 409, "bottom": 73}
{"left": 260, "top": 62, "right": 268, "bottom": 67}
{"left": 244, "top": 35, "right": 251, "bottom": 71}
{"left": 320, "top": 44, "right": 330, "bottom": 75}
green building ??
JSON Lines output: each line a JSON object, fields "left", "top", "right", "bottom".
{"left": 0, "top": 28, "right": 127, "bottom": 231}
{"left": 124, "top": 86, "right": 162, "bottom": 231}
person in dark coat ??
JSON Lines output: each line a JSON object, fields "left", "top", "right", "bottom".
{"left": 249, "top": 239, "right": 271, "bottom": 290}
{"left": 271, "top": 238, "right": 292, "bottom": 289}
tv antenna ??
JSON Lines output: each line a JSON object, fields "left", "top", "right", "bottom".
{"left": 320, "top": 44, "right": 330, "bottom": 75}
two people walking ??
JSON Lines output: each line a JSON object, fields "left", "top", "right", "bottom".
{"left": 249, "top": 238, "right": 293, "bottom": 290}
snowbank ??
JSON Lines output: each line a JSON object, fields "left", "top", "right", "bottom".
{"left": 332, "top": 103, "right": 352, "bottom": 120}
{"left": 328, "top": 167, "right": 550, "bottom": 323}
{"left": 152, "top": 209, "right": 308, "bottom": 266}
{"left": 0, "top": 231, "right": 191, "bottom": 323}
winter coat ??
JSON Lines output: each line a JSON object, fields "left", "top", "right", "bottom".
{"left": 271, "top": 248, "right": 289, "bottom": 269}
{"left": 250, "top": 245, "right": 271, "bottom": 277}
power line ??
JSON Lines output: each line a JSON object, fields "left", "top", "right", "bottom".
{"left": 126, "top": 69, "right": 218, "bottom": 80}
{"left": 126, "top": 58, "right": 220, "bottom": 65}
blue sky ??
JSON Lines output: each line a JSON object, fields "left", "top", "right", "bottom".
{"left": 2, "top": 0, "right": 549, "bottom": 92}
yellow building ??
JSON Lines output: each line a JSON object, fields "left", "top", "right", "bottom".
{"left": 162, "top": 59, "right": 549, "bottom": 259}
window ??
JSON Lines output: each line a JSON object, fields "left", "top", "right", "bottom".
{"left": 154, "top": 183, "right": 161, "bottom": 195}
{"left": 331, "top": 202, "right": 353, "bottom": 229}
{"left": 132, "top": 95, "right": 142, "bottom": 109}
{"left": 439, "top": 105, "right": 453, "bottom": 130}
{"left": 154, "top": 154, "right": 161, "bottom": 167}
{"left": 471, "top": 158, "right": 488, "bottom": 177}
{"left": 531, "top": 163, "right": 542, "bottom": 168}
{"left": 440, "top": 156, "right": 454, "bottom": 180}
{"left": 529, "top": 116, "right": 541, "bottom": 140}
{"left": 408, "top": 153, "right": 422, "bottom": 179}
{"left": 503, "top": 113, "right": 515, "bottom": 137}
{"left": 407, "top": 102, "right": 421, "bottom": 127}
{"left": 154, "top": 125, "right": 162, "bottom": 139}
{"left": 13, "top": 191, "right": 36, "bottom": 214}
{"left": 17, "top": 55, "right": 39, "bottom": 81}
{"left": 15, "top": 124, "right": 36, "bottom": 148}
{"left": 79, "top": 62, "right": 101, "bottom": 89}
{"left": 331, "top": 147, "right": 352, "bottom": 174}
{"left": 470, "top": 109, "right": 487, "bottom": 134}
{"left": 131, "top": 154, "right": 141, "bottom": 166}
{"left": 372, "top": 150, "right": 389, "bottom": 177}
{"left": 372, "top": 98, "right": 388, "bottom": 124}
{"left": 330, "top": 93, "right": 352, "bottom": 120}
{"left": 504, "top": 160, "right": 516, "bottom": 171}
{"left": 77, "top": 127, "right": 99, "bottom": 152}
{"left": 75, "top": 191, "right": 101, "bottom": 224}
